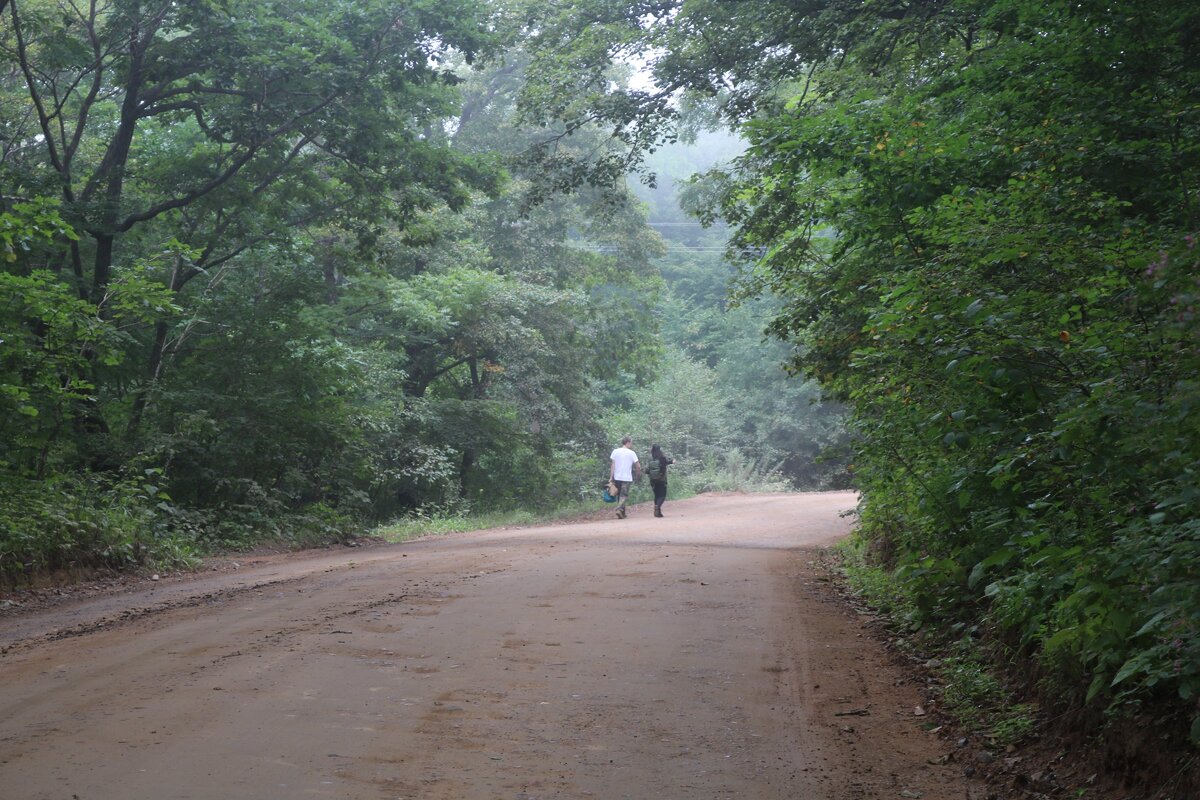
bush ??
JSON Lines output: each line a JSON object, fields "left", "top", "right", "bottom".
{"left": 0, "top": 470, "right": 198, "bottom": 584}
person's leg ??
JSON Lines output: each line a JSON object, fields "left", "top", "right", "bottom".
{"left": 653, "top": 481, "right": 666, "bottom": 516}
{"left": 615, "top": 480, "right": 631, "bottom": 517}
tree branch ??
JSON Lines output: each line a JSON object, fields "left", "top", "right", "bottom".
{"left": 115, "top": 87, "right": 343, "bottom": 231}
{"left": 141, "top": 81, "right": 259, "bottom": 106}
{"left": 115, "top": 145, "right": 259, "bottom": 232}
{"left": 9, "top": 0, "right": 72, "bottom": 197}
{"left": 64, "top": 3, "right": 111, "bottom": 169}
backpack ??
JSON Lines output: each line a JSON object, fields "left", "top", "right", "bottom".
{"left": 644, "top": 457, "right": 664, "bottom": 481}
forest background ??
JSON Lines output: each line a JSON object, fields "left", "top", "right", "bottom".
{"left": 2, "top": 0, "right": 1197, "bottom": 774}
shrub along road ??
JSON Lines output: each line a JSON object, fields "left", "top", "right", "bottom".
{"left": 2, "top": 492, "right": 988, "bottom": 799}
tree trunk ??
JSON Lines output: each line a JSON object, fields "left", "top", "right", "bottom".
{"left": 458, "top": 356, "right": 490, "bottom": 499}
{"left": 88, "top": 22, "right": 146, "bottom": 301}
{"left": 125, "top": 319, "right": 171, "bottom": 440}
{"left": 319, "top": 236, "right": 340, "bottom": 303}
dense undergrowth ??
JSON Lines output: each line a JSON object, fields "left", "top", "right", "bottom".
{"left": 5, "top": 2, "right": 1196, "bottom": 772}
{"left": 2, "top": 1, "right": 851, "bottom": 591}
{"left": 707, "top": 0, "right": 1200, "bottom": 760}
{"left": 0, "top": 447, "right": 784, "bottom": 589}
{"left": 836, "top": 532, "right": 1194, "bottom": 795}
{"left": 0, "top": 470, "right": 363, "bottom": 587}
{"left": 838, "top": 535, "right": 1041, "bottom": 749}
{"left": 504, "top": 0, "right": 1200, "bottom": 763}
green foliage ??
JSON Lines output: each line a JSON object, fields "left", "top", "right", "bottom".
{"left": 630, "top": 0, "right": 1200, "bottom": 747}
{"left": 604, "top": 348, "right": 732, "bottom": 456}
{"left": 0, "top": 469, "right": 197, "bottom": 584}
{"left": 375, "top": 497, "right": 605, "bottom": 543}
{"left": 2, "top": 3, "right": 634, "bottom": 574}
{"left": 684, "top": 449, "right": 792, "bottom": 495}
{"left": 938, "top": 644, "right": 1039, "bottom": 748}
{"left": 0, "top": 271, "right": 108, "bottom": 428}
{"left": 334, "top": 179, "right": 657, "bottom": 516}
{"left": 838, "top": 537, "right": 1035, "bottom": 747}
{"left": 0, "top": 199, "right": 76, "bottom": 267}
{"left": 600, "top": 347, "right": 796, "bottom": 498}
{"left": 834, "top": 535, "right": 917, "bottom": 620}
{"left": 0, "top": 204, "right": 180, "bottom": 478}
{"left": 144, "top": 254, "right": 366, "bottom": 512}
{"left": 692, "top": 292, "right": 850, "bottom": 489}
{"left": 635, "top": 137, "right": 852, "bottom": 490}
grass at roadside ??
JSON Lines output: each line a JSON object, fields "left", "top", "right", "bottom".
{"left": 374, "top": 483, "right": 706, "bottom": 543}
{"left": 831, "top": 534, "right": 1038, "bottom": 749}
{"left": 374, "top": 474, "right": 723, "bottom": 543}
{"left": 374, "top": 500, "right": 611, "bottom": 543}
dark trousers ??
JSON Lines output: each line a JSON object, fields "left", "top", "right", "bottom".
{"left": 651, "top": 479, "right": 667, "bottom": 508}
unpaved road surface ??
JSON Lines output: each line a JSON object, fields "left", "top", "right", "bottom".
{"left": 1, "top": 492, "right": 983, "bottom": 799}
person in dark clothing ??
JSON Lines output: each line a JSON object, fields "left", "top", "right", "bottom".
{"left": 646, "top": 444, "right": 675, "bottom": 517}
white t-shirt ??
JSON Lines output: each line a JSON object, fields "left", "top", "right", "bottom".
{"left": 610, "top": 447, "right": 639, "bottom": 482}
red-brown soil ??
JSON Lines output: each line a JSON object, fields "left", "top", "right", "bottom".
{"left": 0, "top": 492, "right": 1039, "bottom": 798}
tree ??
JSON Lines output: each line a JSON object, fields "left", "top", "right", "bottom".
{"left": 631, "top": 132, "right": 850, "bottom": 489}
{"left": 2, "top": 0, "right": 502, "bottom": 439}
{"left": 511, "top": 0, "right": 1200, "bottom": 750}
{"left": 264, "top": 52, "right": 671, "bottom": 515}
{"left": 0, "top": 0, "right": 510, "bottom": 572}
{"left": 689, "top": 0, "right": 1200, "bottom": 742}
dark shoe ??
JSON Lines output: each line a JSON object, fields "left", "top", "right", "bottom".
{"left": 617, "top": 507, "right": 626, "bottom": 519}
{"left": 654, "top": 507, "right": 663, "bottom": 517}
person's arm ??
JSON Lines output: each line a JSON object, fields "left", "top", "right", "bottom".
{"left": 610, "top": 457, "right": 616, "bottom": 481}
{"left": 633, "top": 459, "right": 641, "bottom": 479}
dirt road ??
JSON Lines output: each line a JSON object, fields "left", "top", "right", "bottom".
{"left": 0, "top": 492, "right": 983, "bottom": 799}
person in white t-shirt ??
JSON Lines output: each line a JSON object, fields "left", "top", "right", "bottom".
{"left": 609, "top": 436, "right": 641, "bottom": 519}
